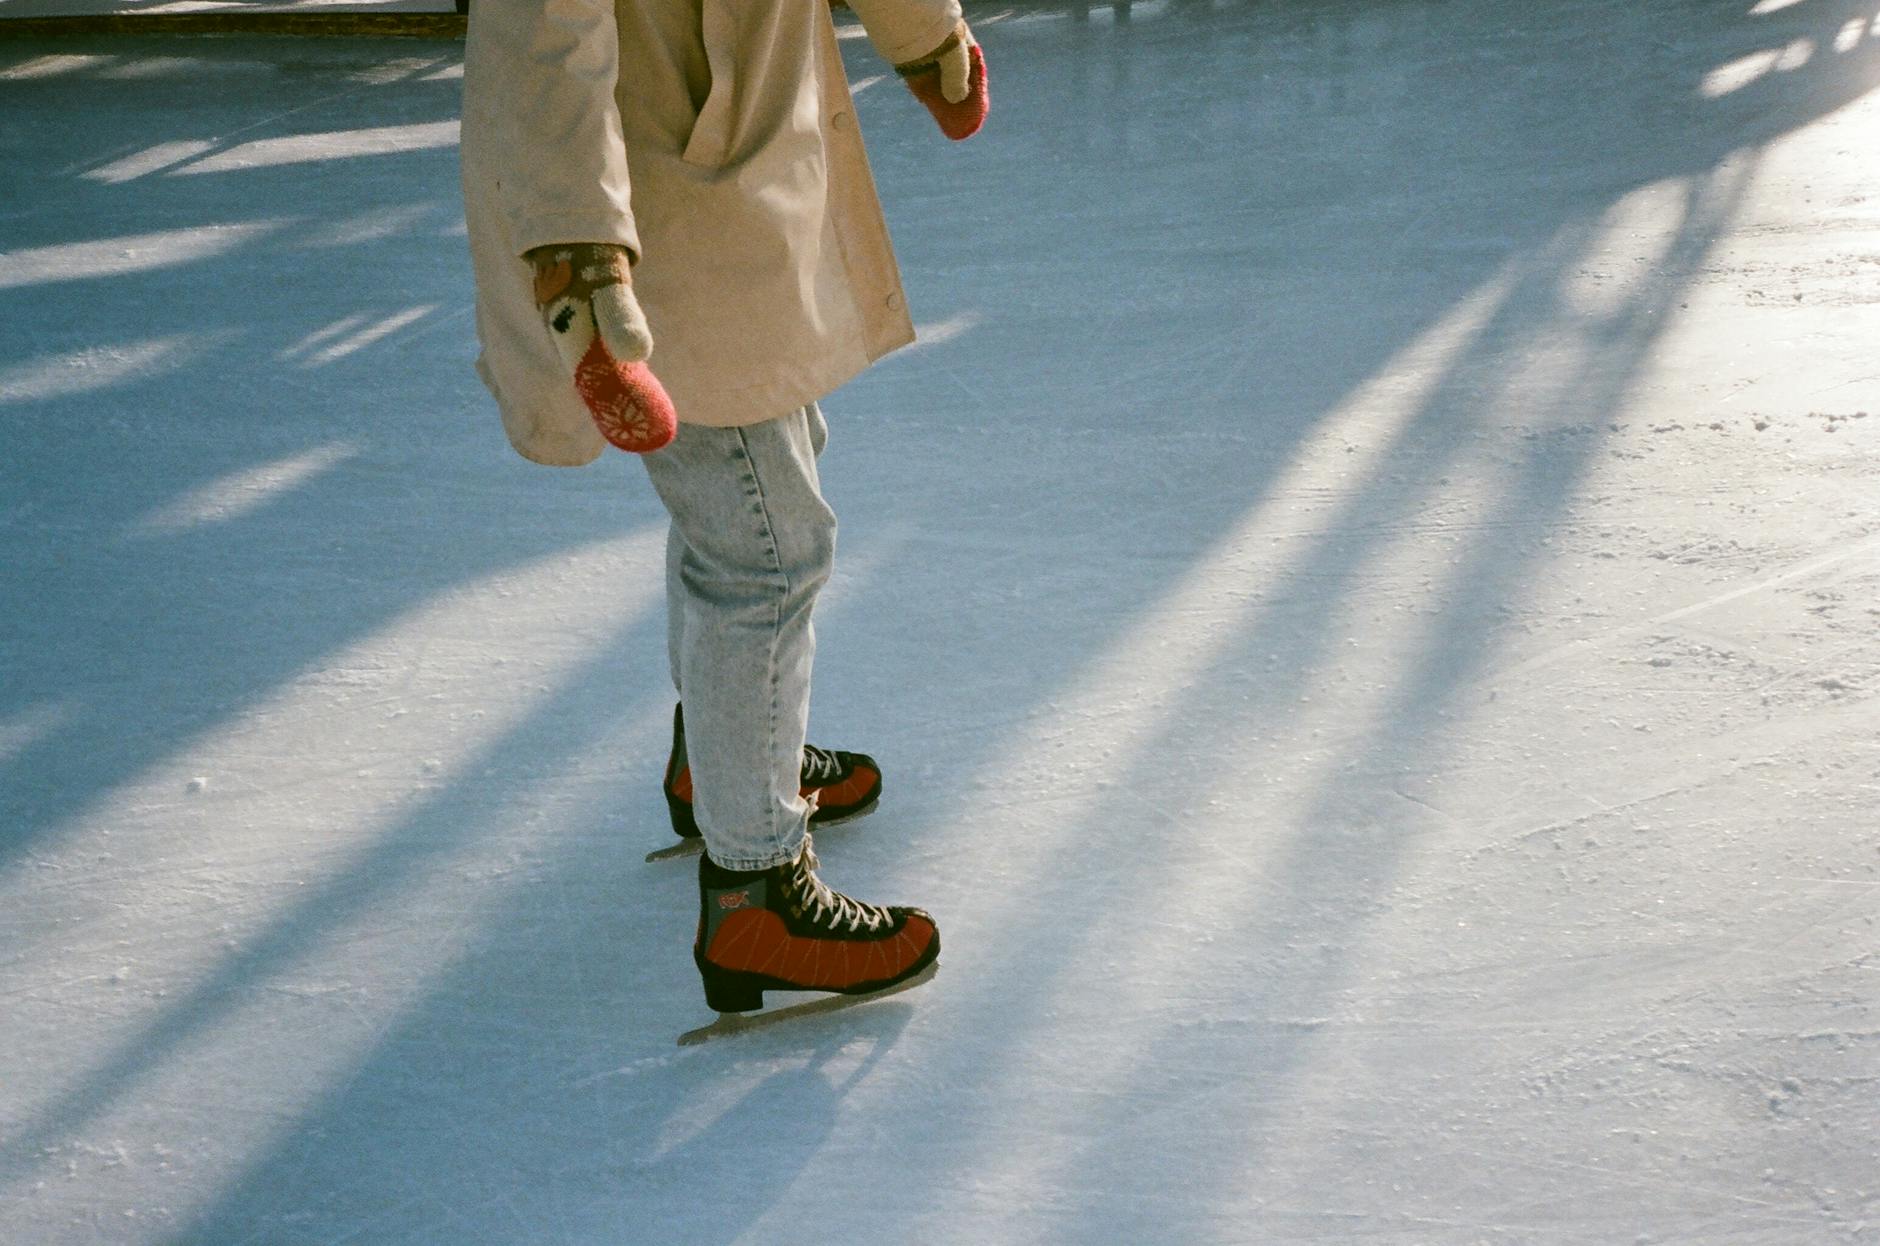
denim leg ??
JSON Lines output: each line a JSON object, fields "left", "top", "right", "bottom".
{"left": 665, "top": 407, "right": 825, "bottom": 697}
{"left": 665, "top": 519, "right": 684, "bottom": 695}
{"left": 640, "top": 404, "right": 835, "bottom": 871}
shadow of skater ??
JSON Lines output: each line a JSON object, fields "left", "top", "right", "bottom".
{"left": 164, "top": 972, "right": 918, "bottom": 1245}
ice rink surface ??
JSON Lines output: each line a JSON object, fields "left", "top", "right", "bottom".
{"left": 2, "top": 1, "right": 1878, "bottom": 1241}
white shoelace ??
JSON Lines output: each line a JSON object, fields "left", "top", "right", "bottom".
{"left": 800, "top": 743, "right": 844, "bottom": 786}
{"left": 794, "top": 838, "right": 889, "bottom": 934}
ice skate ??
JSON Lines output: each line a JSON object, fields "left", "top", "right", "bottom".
{"left": 649, "top": 703, "right": 883, "bottom": 862}
{"left": 679, "top": 837, "right": 939, "bottom": 1045}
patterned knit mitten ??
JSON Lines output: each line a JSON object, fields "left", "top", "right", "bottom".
{"left": 895, "top": 20, "right": 988, "bottom": 141}
{"left": 527, "top": 242, "right": 677, "bottom": 454}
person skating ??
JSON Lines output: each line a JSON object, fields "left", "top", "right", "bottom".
{"left": 458, "top": 0, "right": 986, "bottom": 1035}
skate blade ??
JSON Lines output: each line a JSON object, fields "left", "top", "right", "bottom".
{"left": 644, "top": 838, "right": 704, "bottom": 863}
{"left": 676, "top": 961, "right": 937, "bottom": 1047}
{"left": 645, "top": 798, "right": 879, "bottom": 864}
{"left": 810, "top": 795, "right": 879, "bottom": 829}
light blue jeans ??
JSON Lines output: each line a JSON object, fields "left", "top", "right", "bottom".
{"left": 639, "top": 403, "right": 833, "bottom": 871}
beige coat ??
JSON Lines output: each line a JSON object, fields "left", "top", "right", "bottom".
{"left": 461, "top": 0, "right": 960, "bottom": 466}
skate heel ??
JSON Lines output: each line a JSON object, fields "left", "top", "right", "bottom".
{"left": 665, "top": 792, "right": 701, "bottom": 840}
{"left": 701, "top": 970, "right": 764, "bottom": 1014}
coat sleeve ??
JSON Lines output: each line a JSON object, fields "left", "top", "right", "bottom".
{"left": 462, "top": 0, "right": 640, "bottom": 260}
{"left": 841, "top": 0, "right": 963, "bottom": 67}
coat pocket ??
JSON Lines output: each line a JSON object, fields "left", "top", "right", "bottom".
{"left": 680, "top": 0, "right": 736, "bottom": 168}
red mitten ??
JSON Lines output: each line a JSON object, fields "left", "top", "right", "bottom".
{"left": 526, "top": 242, "right": 677, "bottom": 454}
{"left": 574, "top": 338, "right": 677, "bottom": 454}
{"left": 896, "top": 22, "right": 988, "bottom": 141}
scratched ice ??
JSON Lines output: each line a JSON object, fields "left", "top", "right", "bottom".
{"left": 2, "top": 2, "right": 1878, "bottom": 1242}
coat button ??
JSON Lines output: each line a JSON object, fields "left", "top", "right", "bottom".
{"left": 886, "top": 291, "right": 902, "bottom": 311}
{"left": 831, "top": 111, "right": 850, "bottom": 130}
